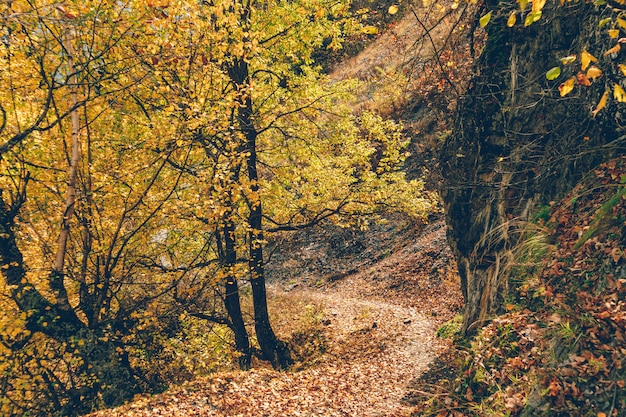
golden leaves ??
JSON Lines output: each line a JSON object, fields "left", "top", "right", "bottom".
{"left": 531, "top": 0, "right": 546, "bottom": 13}
{"left": 558, "top": 77, "right": 576, "bottom": 97}
{"left": 614, "top": 83, "right": 626, "bottom": 102}
{"left": 586, "top": 66, "right": 602, "bottom": 80}
{"left": 524, "top": 11, "right": 542, "bottom": 26}
{"left": 592, "top": 90, "right": 609, "bottom": 118}
{"left": 507, "top": 12, "right": 517, "bottom": 27}
{"left": 581, "top": 51, "right": 598, "bottom": 71}
{"left": 479, "top": 12, "right": 492, "bottom": 28}
{"left": 388, "top": 5, "right": 399, "bottom": 14}
{"left": 362, "top": 26, "right": 379, "bottom": 35}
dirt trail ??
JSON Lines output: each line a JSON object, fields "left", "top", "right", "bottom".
{"left": 88, "top": 277, "right": 446, "bottom": 417}
{"left": 87, "top": 219, "right": 460, "bottom": 417}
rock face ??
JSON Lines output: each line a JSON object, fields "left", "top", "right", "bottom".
{"left": 440, "top": 1, "right": 626, "bottom": 333}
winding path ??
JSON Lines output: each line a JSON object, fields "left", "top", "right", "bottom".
{"left": 87, "top": 271, "right": 448, "bottom": 417}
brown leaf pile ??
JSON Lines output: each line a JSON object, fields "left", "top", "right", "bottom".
{"left": 85, "top": 220, "right": 462, "bottom": 417}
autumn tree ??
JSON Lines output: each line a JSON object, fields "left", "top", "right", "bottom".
{"left": 0, "top": 1, "right": 200, "bottom": 413}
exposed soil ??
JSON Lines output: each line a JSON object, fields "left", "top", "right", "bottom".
{"left": 86, "top": 217, "right": 462, "bottom": 417}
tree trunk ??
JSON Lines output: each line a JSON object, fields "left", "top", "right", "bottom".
{"left": 228, "top": 58, "right": 292, "bottom": 369}
{"left": 221, "top": 220, "right": 252, "bottom": 369}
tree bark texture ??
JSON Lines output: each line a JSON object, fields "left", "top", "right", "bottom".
{"left": 221, "top": 220, "right": 252, "bottom": 369}
{"left": 228, "top": 58, "right": 293, "bottom": 369}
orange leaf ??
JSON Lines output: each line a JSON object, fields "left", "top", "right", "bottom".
{"left": 558, "top": 77, "right": 576, "bottom": 96}
{"left": 592, "top": 89, "right": 609, "bottom": 118}
{"left": 577, "top": 72, "right": 591, "bottom": 86}
{"left": 548, "top": 377, "right": 560, "bottom": 396}
{"left": 604, "top": 43, "right": 621, "bottom": 56}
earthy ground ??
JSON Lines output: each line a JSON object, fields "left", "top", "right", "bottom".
{"left": 86, "top": 217, "right": 462, "bottom": 417}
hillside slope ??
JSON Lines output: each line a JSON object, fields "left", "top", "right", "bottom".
{"left": 86, "top": 217, "right": 461, "bottom": 417}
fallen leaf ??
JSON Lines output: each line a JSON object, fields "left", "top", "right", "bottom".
{"left": 592, "top": 89, "right": 609, "bottom": 118}
{"left": 558, "top": 76, "right": 576, "bottom": 96}
{"left": 581, "top": 50, "right": 598, "bottom": 71}
{"left": 604, "top": 43, "right": 621, "bottom": 56}
{"left": 614, "top": 83, "right": 626, "bottom": 102}
{"left": 577, "top": 72, "right": 591, "bottom": 86}
{"left": 586, "top": 66, "right": 602, "bottom": 80}
{"left": 546, "top": 67, "right": 561, "bottom": 80}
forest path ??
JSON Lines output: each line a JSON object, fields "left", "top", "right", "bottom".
{"left": 89, "top": 221, "right": 459, "bottom": 417}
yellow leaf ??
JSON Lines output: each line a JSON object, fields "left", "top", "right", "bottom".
{"left": 619, "top": 63, "right": 626, "bottom": 76}
{"left": 480, "top": 11, "right": 492, "bottom": 28}
{"left": 560, "top": 55, "right": 576, "bottom": 65}
{"left": 558, "top": 77, "right": 576, "bottom": 96}
{"left": 592, "top": 89, "right": 609, "bottom": 118}
{"left": 617, "top": 18, "right": 626, "bottom": 30}
{"left": 581, "top": 50, "right": 598, "bottom": 71}
{"left": 388, "top": 5, "right": 399, "bottom": 14}
{"left": 586, "top": 66, "right": 602, "bottom": 80}
{"left": 614, "top": 83, "right": 626, "bottom": 102}
{"left": 604, "top": 43, "right": 621, "bottom": 56}
{"left": 524, "top": 11, "right": 542, "bottom": 26}
{"left": 532, "top": 0, "right": 546, "bottom": 12}
{"left": 609, "top": 29, "right": 620, "bottom": 38}
{"left": 519, "top": 0, "right": 529, "bottom": 10}
{"left": 597, "top": 413, "right": 607, "bottom": 417}
{"left": 362, "top": 26, "right": 379, "bottom": 35}
{"left": 507, "top": 12, "right": 517, "bottom": 27}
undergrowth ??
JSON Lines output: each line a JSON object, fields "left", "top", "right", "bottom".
{"left": 410, "top": 157, "right": 626, "bottom": 417}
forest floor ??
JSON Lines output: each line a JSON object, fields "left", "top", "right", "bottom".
{"left": 87, "top": 217, "right": 462, "bottom": 417}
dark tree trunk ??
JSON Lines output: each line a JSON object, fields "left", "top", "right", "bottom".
{"left": 440, "top": 0, "right": 625, "bottom": 334}
{"left": 221, "top": 220, "right": 252, "bottom": 369}
{"left": 227, "top": 58, "right": 292, "bottom": 370}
